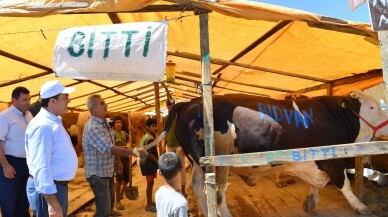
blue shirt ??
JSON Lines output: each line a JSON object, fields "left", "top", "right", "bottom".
{"left": 82, "top": 115, "right": 115, "bottom": 178}
{"left": 0, "top": 106, "right": 33, "bottom": 158}
{"left": 25, "top": 108, "right": 78, "bottom": 194}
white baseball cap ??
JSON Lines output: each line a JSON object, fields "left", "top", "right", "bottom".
{"left": 40, "top": 80, "right": 76, "bottom": 99}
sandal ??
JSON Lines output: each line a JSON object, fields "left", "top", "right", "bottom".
{"left": 115, "top": 202, "right": 124, "bottom": 210}
{"left": 145, "top": 205, "right": 157, "bottom": 212}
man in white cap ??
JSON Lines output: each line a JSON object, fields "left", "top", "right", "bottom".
{"left": 25, "top": 80, "right": 78, "bottom": 217}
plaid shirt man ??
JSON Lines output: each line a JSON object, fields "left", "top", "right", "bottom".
{"left": 82, "top": 115, "right": 115, "bottom": 178}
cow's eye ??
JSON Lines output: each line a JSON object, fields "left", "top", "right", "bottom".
{"left": 370, "top": 106, "right": 374, "bottom": 109}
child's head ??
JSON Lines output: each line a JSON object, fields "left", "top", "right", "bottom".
{"left": 158, "top": 152, "right": 182, "bottom": 181}
{"left": 113, "top": 116, "right": 123, "bottom": 130}
{"left": 145, "top": 117, "right": 157, "bottom": 134}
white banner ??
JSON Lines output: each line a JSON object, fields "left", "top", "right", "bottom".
{"left": 53, "top": 21, "right": 168, "bottom": 81}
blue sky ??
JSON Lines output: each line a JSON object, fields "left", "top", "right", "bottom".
{"left": 255, "top": 0, "right": 371, "bottom": 23}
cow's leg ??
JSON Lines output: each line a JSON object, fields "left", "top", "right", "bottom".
{"left": 215, "top": 166, "right": 232, "bottom": 217}
{"left": 190, "top": 164, "right": 232, "bottom": 217}
{"left": 281, "top": 162, "right": 330, "bottom": 212}
{"left": 190, "top": 163, "right": 208, "bottom": 216}
{"left": 319, "top": 160, "right": 372, "bottom": 215}
{"left": 303, "top": 186, "right": 319, "bottom": 212}
{"left": 338, "top": 170, "right": 372, "bottom": 215}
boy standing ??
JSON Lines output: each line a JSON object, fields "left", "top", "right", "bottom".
{"left": 139, "top": 118, "right": 158, "bottom": 212}
{"left": 155, "top": 152, "right": 188, "bottom": 217}
{"left": 112, "top": 116, "right": 129, "bottom": 210}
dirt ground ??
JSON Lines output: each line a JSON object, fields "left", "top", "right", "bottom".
{"left": 70, "top": 164, "right": 388, "bottom": 217}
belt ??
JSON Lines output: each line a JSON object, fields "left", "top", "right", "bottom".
{"left": 29, "top": 175, "right": 70, "bottom": 186}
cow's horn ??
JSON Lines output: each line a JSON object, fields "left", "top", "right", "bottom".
{"left": 350, "top": 90, "right": 362, "bottom": 99}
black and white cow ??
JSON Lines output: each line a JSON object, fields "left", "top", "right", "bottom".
{"left": 146, "top": 90, "right": 388, "bottom": 216}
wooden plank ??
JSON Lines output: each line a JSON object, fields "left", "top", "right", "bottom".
{"left": 200, "top": 141, "right": 388, "bottom": 167}
{"left": 258, "top": 177, "right": 305, "bottom": 217}
{"left": 226, "top": 174, "right": 265, "bottom": 216}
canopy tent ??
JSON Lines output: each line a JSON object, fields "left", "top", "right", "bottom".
{"left": 0, "top": 0, "right": 383, "bottom": 113}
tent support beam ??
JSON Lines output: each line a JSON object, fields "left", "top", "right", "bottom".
{"left": 212, "top": 20, "right": 292, "bottom": 87}
{"left": 199, "top": 11, "right": 217, "bottom": 217}
{"left": 307, "top": 21, "right": 377, "bottom": 38}
{"left": 70, "top": 81, "right": 135, "bottom": 101}
{"left": 72, "top": 83, "right": 158, "bottom": 109}
{"left": 174, "top": 80, "right": 270, "bottom": 97}
{"left": 168, "top": 51, "right": 329, "bottom": 82}
{"left": 109, "top": 91, "right": 168, "bottom": 110}
{"left": 86, "top": 80, "right": 148, "bottom": 105}
{"left": 176, "top": 73, "right": 294, "bottom": 93}
{"left": 295, "top": 69, "right": 382, "bottom": 93}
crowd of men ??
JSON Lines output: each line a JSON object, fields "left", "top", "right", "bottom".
{"left": 0, "top": 81, "right": 189, "bottom": 217}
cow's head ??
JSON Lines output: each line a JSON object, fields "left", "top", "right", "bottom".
{"left": 350, "top": 90, "right": 388, "bottom": 141}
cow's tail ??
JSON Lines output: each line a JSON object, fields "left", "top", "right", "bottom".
{"left": 140, "top": 102, "right": 186, "bottom": 151}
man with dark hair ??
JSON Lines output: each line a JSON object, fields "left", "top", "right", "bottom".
{"left": 0, "top": 86, "right": 32, "bottom": 217}
{"left": 83, "top": 95, "right": 140, "bottom": 217}
{"left": 26, "top": 80, "right": 78, "bottom": 217}
{"left": 155, "top": 152, "right": 188, "bottom": 217}
{"left": 139, "top": 117, "right": 159, "bottom": 212}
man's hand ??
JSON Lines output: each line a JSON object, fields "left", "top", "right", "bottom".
{"left": 117, "top": 161, "right": 123, "bottom": 175}
{"left": 2, "top": 162, "right": 16, "bottom": 179}
{"left": 135, "top": 148, "right": 148, "bottom": 164}
{"left": 44, "top": 194, "right": 63, "bottom": 217}
{"left": 48, "top": 203, "right": 63, "bottom": 217}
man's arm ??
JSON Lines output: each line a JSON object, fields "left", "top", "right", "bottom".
{"left": 43, "top": 194, "right": 63, "bottom": 217}
{"left": 0, "top": 140, "right": 15, "bottom": 179}
{"left": 115, "top": 155, "right": 123, "bottom": 174}
{"left": 145, "top": 138, "right": 158, "bottom": 163}
{"left": 111, "top": 146, "right": 139, "bottom": 157}
{"left": 0, "top": 115, "right": 15, "bottom": 179}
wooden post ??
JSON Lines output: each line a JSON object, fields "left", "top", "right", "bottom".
{"left": 378, "top": 31, "right": 388, "bottom": 101}
{"left": 199, "top": 11, "right": 217, "bottom": 217}
{"left": 327, "top": 82, "right": 333, "bottom": 96}
{"left": 153, "top": 82, "right": 163, "bottom": 155}
{"left": 127, "top": 111, "right": 132, "bottom": 146}
{"left": 354, "top": 156, "right": 364, "bottom": 199}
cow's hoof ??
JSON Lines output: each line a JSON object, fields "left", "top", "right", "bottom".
{"left": 357, "top": 207, "right": 372, "bottom": 215}
{"left": 303, "top": 195, "right": 316, "bottom": 212}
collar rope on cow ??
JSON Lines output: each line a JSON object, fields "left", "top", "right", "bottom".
{"left": 351, "top": 110, "right": 388, "bottom": 139}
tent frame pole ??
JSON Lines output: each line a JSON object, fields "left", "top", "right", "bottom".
{"left": 199, "top": 11, "right": 217, "bottom": 217}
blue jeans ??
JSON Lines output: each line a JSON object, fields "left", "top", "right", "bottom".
{"left": 26, "top": 178, "right": 69, "bottom": 217}
{"left": 87, "top": 176, "right": 115, "bottom": 217}
{"left": 0, "top": 155, "right": 30, "bottom": 217}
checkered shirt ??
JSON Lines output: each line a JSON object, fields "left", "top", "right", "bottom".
{"left": 82, "top": 115, "right": 115, "bottom": 178}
